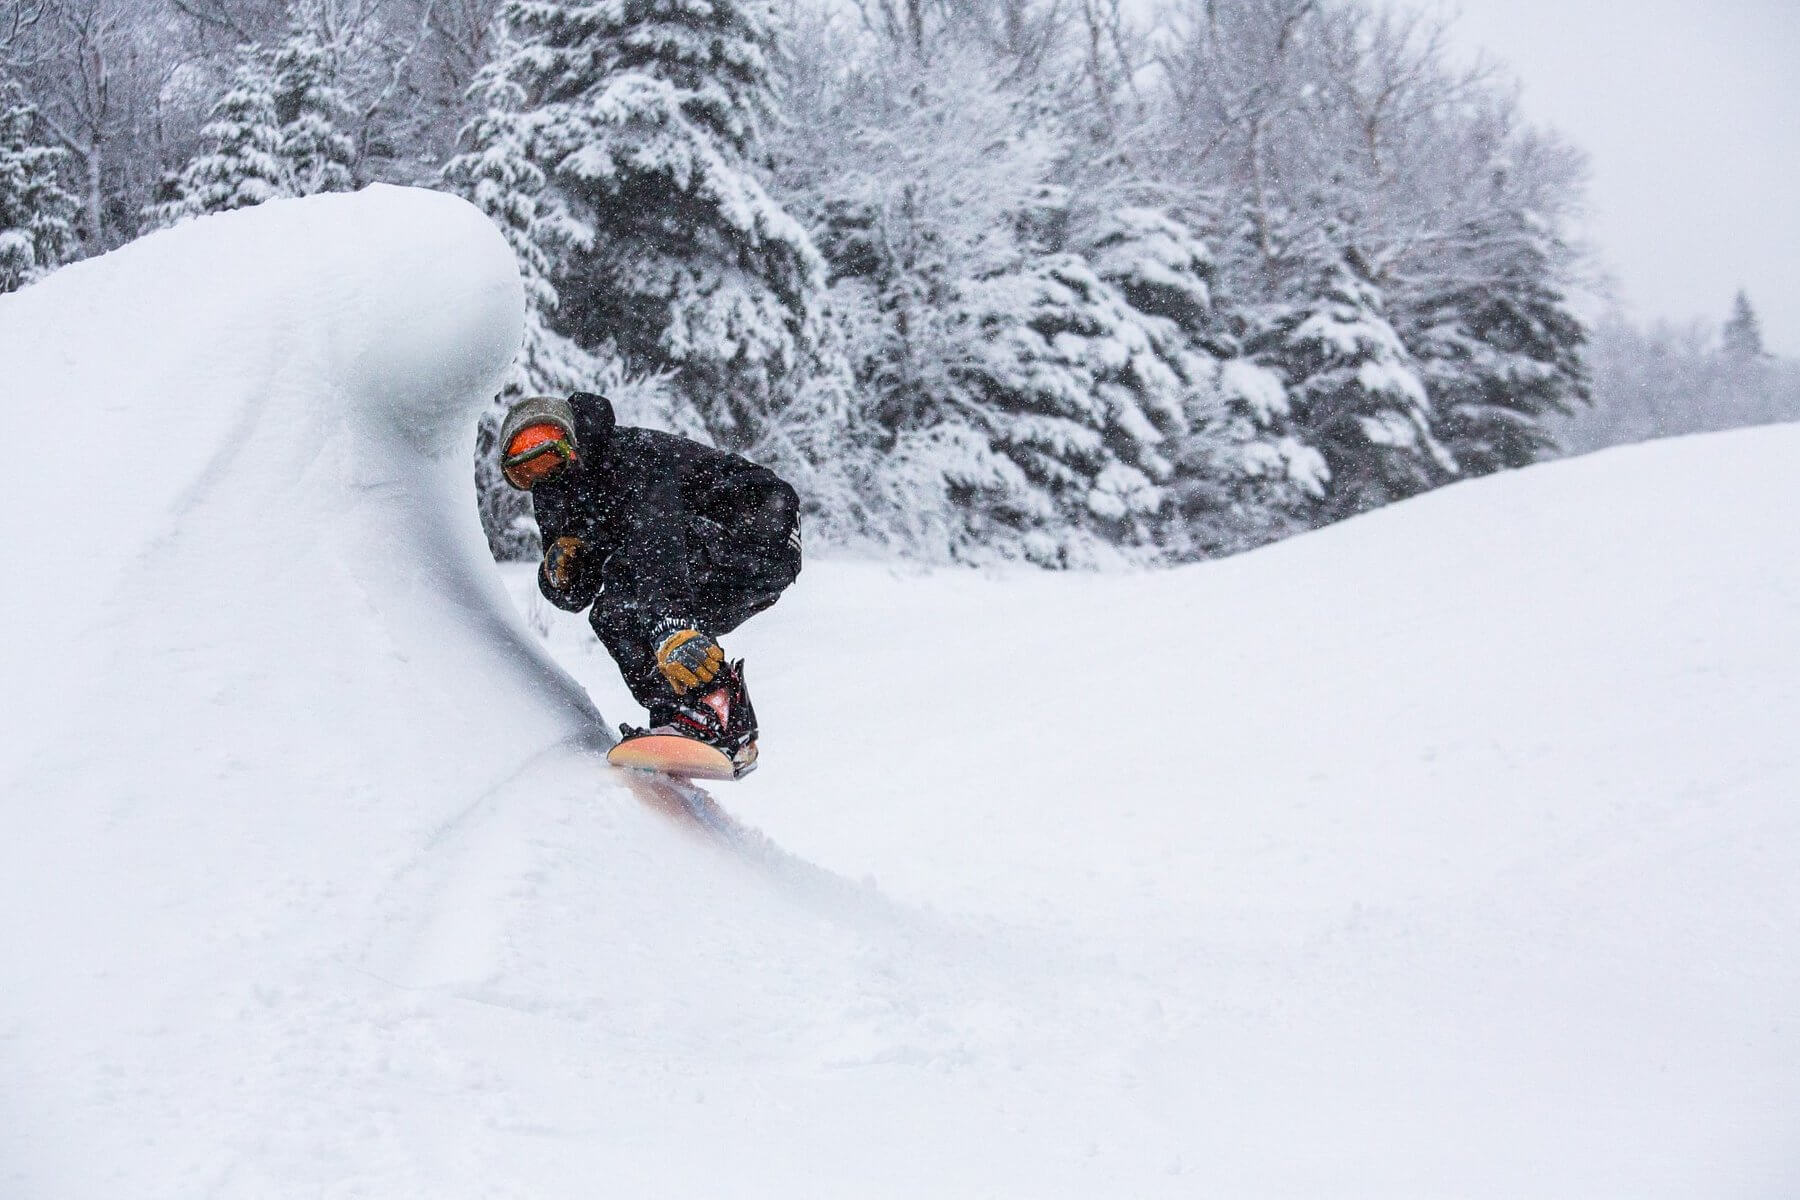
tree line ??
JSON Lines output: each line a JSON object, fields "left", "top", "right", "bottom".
{"left": 1, "top": 0, "right": 1600, "bottom": 565}
{"left": 1555, "top": 293, "right": 1799, "bottom": 456}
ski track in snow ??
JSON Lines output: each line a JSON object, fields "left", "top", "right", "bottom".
{"left": 2, "top": 186, "right": 1798, "bottom": 1197}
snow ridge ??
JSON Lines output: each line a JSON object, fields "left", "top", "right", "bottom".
{"left": 0, "top": 186, "right": 605, "bottom": 1193}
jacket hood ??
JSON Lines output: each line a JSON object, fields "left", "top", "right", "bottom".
{"left": 566, "top": 391, "right": 617, "bottom": 452}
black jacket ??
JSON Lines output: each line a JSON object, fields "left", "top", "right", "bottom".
{"left": 530, "top": 392, "right": 798, "bottom": 622}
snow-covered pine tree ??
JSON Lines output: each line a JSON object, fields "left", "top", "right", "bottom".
{"left": 502, "top": 0, "right": 825, "bottom": 447}
{"left": 444, "top": 28, "right": 676, "bottom": 560}
{"left": 1085, "top": 206, "right": 1218, "bottom": 345}
{"left": 150, "top": 51, "right": 291, "bottom": 227}
{"left": 1168, "top": 357, "right": 1331, "bottom": 556}
{"left": 781, "top": 52, "right": 1067, "bottom": 560}
{"left": 443, "top": 31, "right": 594, "bottom": 561}
{"left": 271, "top": 10, "right": 357, "bottom": 197}
{"left": 1082, "top": 206, "right": 1306, "bottom": 554}
{"left": 0, "top": 87, "right": 78, "bottom": 294}
{"left": 955, "top": 248, "right": 1202, "bottom": 562}
{"left": 1722, "top": 289, "right": 1767, "bottom": 359}
{"left": 794, "top": 54, "right": 1239, "bottom": 564}
{"left": 441, "top": 28, "right": 601, "bottom": 403}
{"left": 1406, "top": 210, "right": 1589, "bottom": 475}
{"left": 935, "top": 199, "right": 1238, "bottom": 563}
{"left": 1251, "top": 240, "right": 1455, "bottom": 520}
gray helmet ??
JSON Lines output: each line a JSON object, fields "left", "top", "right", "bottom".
{"left": 498, "top": 394, "right": 579, "bottom": 488}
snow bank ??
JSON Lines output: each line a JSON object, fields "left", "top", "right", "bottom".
{"left": 0, "top": 185, "right": 589, "bottom": 764}
{"left": 0, "top": 186, "right": 605, "bottom": 1193}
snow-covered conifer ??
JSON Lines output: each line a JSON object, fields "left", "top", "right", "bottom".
{"left": 151, "top": 52, "right": 290, "bottom": 227}
{"left": 792, "top": 51, "right": 1061, "bottom": 550}
{"left": 1167, "top": 357, "right": 1331, "bottom": 556}
{"left": 1252, "top": 242, "right": 1455, "bottom": 519}
{"left": 1085, "top": 207, "right": 1217, "bottom": 343}
{"left": 784, "top": 55, "right": 1217, "bottom": 563}
{"left": 1081, "top": 207, "right": 1317, "bottom": 554}
{"left": 502, "top": 0, "right": 825, "bottom": 446}
{"left": 957, "top": 250, "right": 1203, "bottom": 560}
{"left": 1722, "top": 289, "right": 1767, "bottom": 360}
{"left": 441, "top": 30, "right": 600, "bottom": 402}
{"left": 1407, "top": 211, "right": 1589, "bottom": 475}
{"left": 446, "top": 25, "right": 685, "bottom": 559}
{"left": 272, "top": 12, "right": 357, "bottom": 197}
{"left": 0, "top": 89, "right": 78, "bottom": 294}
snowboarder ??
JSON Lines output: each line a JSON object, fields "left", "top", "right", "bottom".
{"left": 498, "top": 392, "right": 801, "bottom": 778}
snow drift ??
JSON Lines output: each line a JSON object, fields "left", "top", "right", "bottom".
{"left": 2, "top": 187, "right": 1797, "bottom": 1197}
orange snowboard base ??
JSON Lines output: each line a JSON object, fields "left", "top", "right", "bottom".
{"left": 607, "top": 733, "right": 757, "bottom": 781}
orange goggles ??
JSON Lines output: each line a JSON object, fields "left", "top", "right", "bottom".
{"left": 502, "top": 422, "right": 575, "bottom": 488}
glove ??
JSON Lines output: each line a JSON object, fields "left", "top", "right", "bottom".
{"left": 655, "top": 627, "right": 725, "bottom": 695}
{"left": 543, "top": 536, "right": 585, "bottom": 591}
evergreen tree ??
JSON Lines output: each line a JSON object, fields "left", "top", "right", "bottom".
{"left": 151, "top": 52, "right": 291, "bottom": 227}
{"left": 1081, "top": 207, "right": 1322, "bottom": 554}
{"left": 955, "top": 250, "right": 1202, "bottom": 561}
{"left": 272, "top": 11, "right": 357, "bottom": 197}
{"left": 503, "top": 0, "right": 825, "bottom": 446}
{"left": 1722, "top": 289, "right": 1767, "bottom": 359}
{"left": 790, "top": 54, "right": 1068, "bottom": 560}
{"left": 0, "top": 88, "right": 78, "bottom": 294}
{"left": 1085, "top": 207, "right": 1218, "bottom": 346}
{"left": 1407, "top": 211, "right": 1590, "bottom": 475}
{"left": 441, "top": 29, "right": 600, "bottom": 402}
{"left": 1252, "top": 242, "right": 1454, "bottom": 519}
{"left": 1170, "top": 357, "right": 1330, "bottom": 555}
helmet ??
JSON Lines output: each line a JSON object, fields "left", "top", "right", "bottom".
{"left": 499, "top": 395, "right": 578, "bottom": 489}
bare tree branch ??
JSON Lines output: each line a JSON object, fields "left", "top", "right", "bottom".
{"left": 0, "top": 0, "right": 50, "bottom": 70}
{"left": 165, "top": 0, "right": 258, "bottom": 43}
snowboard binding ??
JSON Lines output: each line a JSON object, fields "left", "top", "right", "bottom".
{"left": 608, "top": 660, "right": 759, "bottom": 780}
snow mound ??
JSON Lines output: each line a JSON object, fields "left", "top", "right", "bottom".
{"left": 0, "top": 187, "right": 612, "bottom": 1192}
{"left": 0, "top": 184, "right": 593, "bottom": 768}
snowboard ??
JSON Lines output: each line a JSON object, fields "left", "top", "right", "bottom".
{"left": 607, "top": 731, "right": 758, "bottom": 781}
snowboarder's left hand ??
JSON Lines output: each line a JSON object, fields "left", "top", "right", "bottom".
{"left": 543, "top": 536, "right": 585, "bottom": 590}
{"left": 655, "top": 628, "right": 725, "bottom": 695}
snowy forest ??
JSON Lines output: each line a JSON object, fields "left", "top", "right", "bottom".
{"left": 0, "top": 0, "right": 1786, "bottom": 565}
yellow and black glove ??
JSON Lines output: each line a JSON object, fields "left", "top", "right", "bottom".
{"left": 543, "top": 536, "right": 585, "bottom": 590}
{"left": 655, "top": 628, "right": 725, "bottom": 695}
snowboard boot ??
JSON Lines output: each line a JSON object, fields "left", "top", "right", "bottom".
{"left": 621, "top": 660, "right": 760, "bottom": 777}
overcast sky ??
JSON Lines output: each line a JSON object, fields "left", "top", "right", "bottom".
{"left": 1415, "top": 0, "right": 1799, "bottom": 354}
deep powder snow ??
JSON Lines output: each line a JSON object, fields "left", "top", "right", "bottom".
{"left": 2, "top": 187, "right": 1796, "bottom": 1197}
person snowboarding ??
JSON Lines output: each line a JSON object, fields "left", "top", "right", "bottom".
{"left": 498, "top": 391, "right": 802, "bottom": 779}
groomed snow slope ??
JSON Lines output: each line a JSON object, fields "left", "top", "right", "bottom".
{"left": 2, "top": 187, "right": 1797, "bottom": 1196}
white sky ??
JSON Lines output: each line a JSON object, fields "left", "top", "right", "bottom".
{"left": 1417, "top": 0, "right": 1800, "bottom": 354}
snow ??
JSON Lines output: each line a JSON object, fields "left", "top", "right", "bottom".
{"left": 1243, "top": 434, "right": 1331, "bottom": 497}
{"left": 3, "top": 186, "right": 1800, "bottom": 1196}
{"left": 1221, "top": 356, "right": 1290, "bottom": 423}
{"left": 1356, "top": 356, "right": 1431, "bottom": 407}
